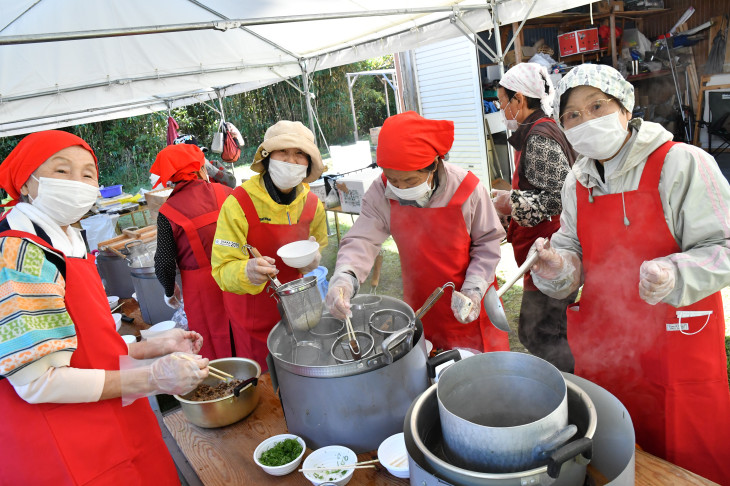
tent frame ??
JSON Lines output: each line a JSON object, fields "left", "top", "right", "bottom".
{"left": 345, "top": 69, "right": 398, "bottom": 142}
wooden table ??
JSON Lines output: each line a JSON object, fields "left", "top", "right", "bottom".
{"left": 325, "top": 205, "right": 358, "bottom": 244}
{"left": 161, "top": 374, "right": 717, "bottom": 486}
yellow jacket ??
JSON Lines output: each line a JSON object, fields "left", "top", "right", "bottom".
{"left": 211, "top": 174, "right": 328, "bottom": 295}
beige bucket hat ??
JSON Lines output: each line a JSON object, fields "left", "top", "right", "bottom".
{"left": 251, "top": 120, "right": 324, "bottom": 183}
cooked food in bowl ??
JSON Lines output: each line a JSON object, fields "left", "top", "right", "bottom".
{"left": 188, "top": 379, "right": 245, "bottom": 402}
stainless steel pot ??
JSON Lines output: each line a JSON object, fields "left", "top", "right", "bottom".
{"left": 268, "top": 318, "right": 429, "bottom": 453}
{"left": 96, "top": 248, "right": 135, "bottom": 297}
{"left": 174, "top": 358, "right": 261, "bottom": 428}
{"left": 129, "top": 265, "right": 175, "bottom": 324}
{"left": 437, "top": 352, "right": 573, "bottom": 473}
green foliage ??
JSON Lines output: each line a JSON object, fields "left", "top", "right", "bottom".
{"left": 0, "top": 56, "right": 396, "bottom": 195}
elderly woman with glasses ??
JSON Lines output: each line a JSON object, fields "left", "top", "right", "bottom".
{"left": 528, "top": 64, "right": 730, "bottom": 484}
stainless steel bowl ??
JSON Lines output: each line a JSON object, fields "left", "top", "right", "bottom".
{"left": 174, "top": 357, "right": 261, "bottom": 428}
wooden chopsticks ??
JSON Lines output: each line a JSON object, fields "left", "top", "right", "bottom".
{"left": 390, "top": 454, "right": 408, "bottom": 467}
{"left": 339, "top": 288, "right": 361, "bottom": 357}
{"left": 172, "top": 354, "right": 234, "bottom": 382}
{"left": 298, "top": 459, "right": 379, "bottom": 473}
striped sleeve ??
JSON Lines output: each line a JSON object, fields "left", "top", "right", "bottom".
{"left": 0, "top": 237, "right": 77, "bottom": 380}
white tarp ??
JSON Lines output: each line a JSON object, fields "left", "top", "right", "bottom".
{"left": 0, "top": 0, "right": 590, "bottom": 136}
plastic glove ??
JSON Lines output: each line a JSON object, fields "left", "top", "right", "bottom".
{"left": 164, "top": 284, "right": 183, "bottom": 309}
{"left": 639, "top": 260, "right": 676, "bottom": 305}
{"left": 452, "top": 288, "right": 482, "bottom": 324}
{"left": 530, "top": 238, "right": 568, "bottom": 281}
{"left": 149, "top": 352, "right": 209, "bottom": 396}
{"left": 246, "top": 256, "right": 278, "bottom": 285}
{"left": 491, "top": 189, "right": 512, "bottom": 216}
{"left": 325, "top": 272, "right": 356, "bottom": 319}
{"left": 129, "top": 329, "right": 204, "bottom": 359}
{"left": 119, "top": 352, "right": 208, "bottom": 406}
{"left": 297, "top": 236, "right": 322, "bottom": 274}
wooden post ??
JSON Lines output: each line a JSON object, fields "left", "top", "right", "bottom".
{"left": 512, "top": 22, "right": 522, "bottom": 63}
{"left": 610, "top": 10, "right": 618, "bottom": 68}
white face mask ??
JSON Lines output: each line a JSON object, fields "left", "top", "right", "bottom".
{"left": 501, "top": 106, "right": 521, "bottom": 132}
{"left": 268, "top": 158, "right": 308, "bottom": 190}
{"left": 387, "top": 171, "right": 435, "bottom": 205}
{"left": 29, "top": 176, "right": 100, "bottom": 226}
{"left": 564, "top": 111, "right": 629, "bottom": 161}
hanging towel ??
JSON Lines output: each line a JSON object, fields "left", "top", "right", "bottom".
{"left": 166, "top": 116, "right": 180, "bottom": 145}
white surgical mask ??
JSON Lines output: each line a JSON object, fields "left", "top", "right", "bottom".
{"left": 501, "top": 108, "right": 520, "bottom": 131}
{"left": 268, "top": 158, "right": 307, "bottom": 190}
{"left": 564, "top": 111, "right": 629, "bottom": 161}
{"left": 387, "top": 171, "right": 435, "bottom": 206}
{"left": 29, "top": 176, "right": 100, "bottom": 226}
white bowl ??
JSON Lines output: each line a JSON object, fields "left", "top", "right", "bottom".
{"left": 107, "top": 296, "right": 119, "bottom": 309}
{"left": 301, "top": 445, "right": 356, "bottom": 486}
{"left": 121, "top": 334, "right": 137, "bottom": 345}
{"left": 140, "top": 320, "right": 176, "bottom": 339}
{"left": 277, "top": 240, "right": 319, "bottom": 268}
{"left": 112, "top": 313, "right": 122, "bottom": 331}
{"left": 377, "top": 432, "right": 409, "bottom": 478}
{"left": 253, "top": 434, "right": 306, "bottom": 476}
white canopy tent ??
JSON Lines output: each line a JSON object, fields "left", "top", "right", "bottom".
{"left": 0, "top": 0, "right": 591, "bottom": 137}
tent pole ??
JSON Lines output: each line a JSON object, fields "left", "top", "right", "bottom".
{"left": 491, "top": 0, "right": 515, "bottom": 178}
{"left": 383, "top": 77, "right": 391, "bottom": 118}
{"left": 301, "top": 63, "right": 316, "bottom": 136}
{"left": 347, "top": 74, "right": 359, "bottom": 142}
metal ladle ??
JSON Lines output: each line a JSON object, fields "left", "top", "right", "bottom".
{"left": 482, "top": 251, "right": 540, "bottom": 333}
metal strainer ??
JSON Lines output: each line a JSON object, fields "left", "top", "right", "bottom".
{"left": 275, "top": 276, "right": 323, "bottom": 333}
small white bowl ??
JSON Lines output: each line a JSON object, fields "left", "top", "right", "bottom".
{"left": 301, "top": 445, "right": 356, "bottom": 486}
{"left": 253, "top": 434, "right": 306, "bottom": 476}
{"left": 121, "top": 334, "right": 137, "bottom": 345}
{"left": 377, "top": 432, "right": 409, "bottom": 478}
{"left": 277, "top": 240, "right": 319, "bottom": 268}
{"left": 140, "top": 320, "right": 176, "bottom": 339}
{"left": 112, "top": 313, "right": 122, "bottom": 331}
{"left": 107, "top": 295, "right": 119, "bottom": 309}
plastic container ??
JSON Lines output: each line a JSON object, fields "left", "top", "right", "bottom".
{"left": 99, "top": 185, "right": 123, "bottom": 198}
{"left": 304, "top": 266, "right": 329, "bottom": 300}
{"left": 377, "top": 432, "right": 409, "bottom": 478}
{"left": 277, "top": 240, "right": 319, "bottom": 268}
{"left": 301, "top": 445, "right": 356, "bottom": 486}
{"left": 140, "top": 320, "right": 176, "bottom": 339}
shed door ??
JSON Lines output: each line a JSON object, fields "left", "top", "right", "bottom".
{"left": 414, "top": 35, "right": 489, "bottom": 184}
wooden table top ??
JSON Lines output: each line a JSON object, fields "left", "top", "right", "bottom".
{"left": 162, "top": 374, "right": 718, "bottom": 486}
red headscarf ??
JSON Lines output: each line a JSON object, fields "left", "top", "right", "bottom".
{"left": 377, "top": 111, "right": 454, "bottom": 171}
{"left": 0, "top": 130, "right": 98, "bottom": 206}
{"left": 150, "top": 144, "right": 205, "bottom": 188}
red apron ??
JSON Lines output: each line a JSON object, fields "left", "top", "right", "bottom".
{"left": 228, "top": 187, "right": 318, "bottom": 370}
{"left": 506, "top": 118, "right": 561, "bottom": 292}
{"left": 388, "top": 172, "right": 509, "bottom": 352}
{"left": 568, "top": 142, "right": 730, "bottom": 484}
{"left": 0, "top": 231, "right": 178, "bottom": 486}
{"left": 159, "top": 180, "right": 237, "bottom": 359}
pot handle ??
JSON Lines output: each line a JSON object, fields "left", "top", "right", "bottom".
{"left": 425, "top": 349, "right": 461, "bottom": 379}
{"left": 532, "top": 424, "right": 578, "bottom": 461}
{"left": 381, "top": 327, "right": 415, "bottom": 364}
{"left": 546, "top": 437, "right": 593, "bottom": 479}
{"left": 233, "top": 376, "right": 259, "bottom": 397}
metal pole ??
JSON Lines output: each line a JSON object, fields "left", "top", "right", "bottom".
{"left": 301, "top": 63, "right": 316, "bottom": 136}
{"left": 383, "top": 77, "right": 391, "bottom": 117}
{"left": 347, "top": 74, "right": 359, "bottom": 142}
{"left": 491, "top": 0, "right": 514, "bottom": 177}
{"left": 663, "top": 37, "right": 690, "bottom": 142}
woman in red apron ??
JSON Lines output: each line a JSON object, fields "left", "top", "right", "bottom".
{"left": 151, "top": 143, "right": 244, "bottom": 359}
{"left": 326, "top": 111, "right": 509, "bottom": 353}
{"left": 490, "top": 62, "right": 578, "bottom": 372}
{"left": 211, "top": 121, "right": 327, "bottom": 370}
{"left": 0, "top": 131, "right": 209, "bottom": 484}
{"left": 530, "top": 64, "right": 730, "bottom": 484}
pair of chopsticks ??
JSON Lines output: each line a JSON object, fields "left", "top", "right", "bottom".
{"left": 339, "top": 288, "right": 361, "bottom": 357}
{"left": 172, "top": 354, "right": 234, "bottom": 382}
{"left": 298, "top": 459, "right": 379, "bottom": 473}
{"left": 390, "top": 454, "right": 407, "bottom": 468}
{"left": 110, "top": 302, "right": 124, "bottom": 313}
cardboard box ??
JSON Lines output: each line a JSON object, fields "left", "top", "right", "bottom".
{"left": 558, "top": 28, "right": 600, "bottom": 57}
{"left": 369, "top": 127, "right": 382, "bottom": 146}
{"left": 335, "top": 168, "right": 382, "bottom": 213}
{"left": 308, "top": 179, "right": 327, "bottom": 202}
{"left": 143, "top": 188, "right": 173, "bottom": 224}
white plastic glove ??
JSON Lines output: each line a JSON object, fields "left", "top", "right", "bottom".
{"left": 164, "top": 284, "right": 183, "bottom": 309}
{"left": 325, "top": 272, "right": 356, "bottom": 319}
{"left": 129, "top": 329, "right": 204, "bottom": 359}
{"left": 149, "top": 352, "right": 209, "bottom": 396}
{"left": 452, "top": 288, "right": 482, "bottom": 324}
{"left": 530, "top": 238, "right": 568, "bottom": 281}
{"left": 119, "top": 352, "right": 209, "bottom": 406}
{"left": 491, "top": 189, "right": 512, "bottom": 216}
{"left": 297, "top": 236, "right": 322, "bottom": 274}
{"left": 639, "top": 260, "right": 676, "bottom": 305}
{"left": 246, "top": 256, "right": 278, "bottom": 285}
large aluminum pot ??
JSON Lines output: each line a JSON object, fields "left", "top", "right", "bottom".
{"left": 268, "top": 319, "right": 429, "bottom": 453}
{"left": 438, "top": 352, "right": 572, "bottom": 473}
{"left": 174, "top": 358, "right": 261, "bottom": 428}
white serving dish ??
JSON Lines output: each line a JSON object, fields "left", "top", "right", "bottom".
{"left": 140, "top": 320, "right": 176, "bottom": 339}
{"left": 253, "top": 434, "right": 306, "bottom": 476}
{"left": 121, "top": 334, "right": 137, "bottom": 345}
{"left": 107, "top": 295, "right": 119, "bottom": 309}
{"left": 277, "top": 240, "right": 319, "bottom": 268}
{"left": 377, "top": 432, "right": 409, "bottom": 478}
{"left": 301, "top": 445, "right": 356, "bottom": 486}
{"left": 112, "top": 313, "right": 122, "bottom": 331}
